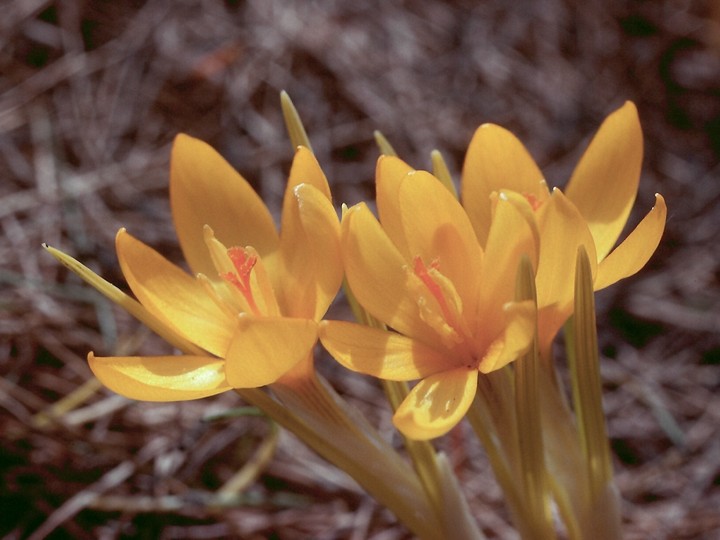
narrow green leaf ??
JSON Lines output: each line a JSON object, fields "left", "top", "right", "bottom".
{"left": 373, "top": 130, "right": 397, "bottom": 156}
{"left": 430, "top": 149, "right": 458, "bottom": 199}
{"left": 280, "top": 90, "right": 313, "bottom": 152}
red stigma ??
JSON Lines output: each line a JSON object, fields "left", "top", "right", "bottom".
{"left": 222, "top": 247, "right": 261, "bottom": 315}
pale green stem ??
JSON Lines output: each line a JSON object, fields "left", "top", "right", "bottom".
{"left": 569, "top": 247, "right": 614, "bottom": 488}
{"left": 430, "top": 149, "right": 458, "bottom": 199}
{"left": 280, "top": 90, "right": 313, "bottom": 152}
{"left": 373, "top": 130, "right": 397, "bottom": 156}
{"left": 535, "top": 366, "right": 584, "bottom": 540}
{"left": 513, "top": 256, "right": 556, "bottom": 540}
{"left": 240, "top": 374, "right": 445, "bottom": 540}
{"left": 565, "top": 246, "right": 621, "bottom": 539}
{"left": 380, "top": 379, "right": 444, "bottom": 511}
{"left": 466, "top": 388, "right": 525, "bottom": 517}
{"left": 343, "top": 279, "right": 484, "bottom": 539}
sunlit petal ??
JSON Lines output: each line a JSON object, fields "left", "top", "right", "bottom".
{"left": 376, "top": 155, "right": 415, "bottom": 255}
{"left": 393, "top": 368, "right": 478, "bottom": 440}
{"left": 478, "top": 300, "right": 536, "bottom": 373}
{"left": 342, "top": 204, "right": 431, "bottom": 339}
{"left": 595, "top": 194, "right": 666, "bottom": 290}
{"left": 276, "top": 183, "right": 342, "bottom": 319}
{"left": 88, "top": 353, "right": 229, "bottom": 401}
{"left": 224, "top": 316, "right": 318, "bottom": 388}
{"left": 284, "top": 145, "right": 332, "bottom": 207}
{"left": 565, "top": 102, "right": 643, "bottom": 260}
{"left": 478, "top": 196, "right": 537, "bottom": 329}
{"left": 170, "top": 134, "right": 279, "bottom": 278}
{"left": 319, "top": 321, "right": 450, "bottom": 381}
{"left": 462, "top": 123, "right": 548, "bottom": 245}
{"left": 535, "top": 190, "right": 597, "bottom": 312}
{"left": 116, "top": 229, "right": 236, "bottom": 356}
{"left": 398, "top": 171, "right": 483, "bottom": 310}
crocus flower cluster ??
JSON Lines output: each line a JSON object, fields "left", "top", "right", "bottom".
{"left": 48, "top": 97, "right": 666, "bottom": 540}
{"left": 321, "top": 102, "right": 665, "bottom": 439}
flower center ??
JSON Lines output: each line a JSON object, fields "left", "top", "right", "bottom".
{"left": 413, "top": 257, "right": 457, "bottom": 330}
{"left": 523, "top": 192, "right": 543, "bottom": 211}
{"left": 222, "top": 247, "right": 262, "bottom": 316}
{"left": 411, "top": 257, "right": 474, "bottom": 362}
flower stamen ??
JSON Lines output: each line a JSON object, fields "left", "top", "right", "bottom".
{"left": 222, "top": 247, "right": 262, "bottom": 316}
{"left": 523, "top": 192, "right": 543, "bottom": 211}
{"left": 413, "top": 257, "right": 455, "bottom": 328}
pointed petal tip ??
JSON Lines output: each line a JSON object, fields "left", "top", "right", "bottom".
{"left": 172, "top": 132, "right": 200, "bottom": 153}
{"left": 115, "top": 227, "right": 128, "bottom": 243}
{"left": 202, "top": 224, "right": 215, "bottom": 241}
{"left": 620, "top": 100, "right": 638, "bottom": 114}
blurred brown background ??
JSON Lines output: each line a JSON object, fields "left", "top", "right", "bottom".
{"left": 1, "top": 1, "right": 719, "bottom": 538}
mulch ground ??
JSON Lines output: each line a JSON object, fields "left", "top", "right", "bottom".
{"left": 1, "top": 1, "right": 719, "bottom": 538}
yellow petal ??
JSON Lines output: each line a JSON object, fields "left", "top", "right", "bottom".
{"left": 170, "top": 134, "right": 279, "bottom": 278}
{"left": 462, "top": 124, "right": 548, "bottom": 246}
{"left": 478, "top": 300, "right": 536, "bottom": 373}
{"left": 398, "top": 171, "right": 483, "bottom": 312}
{"left": 495, "top": 190, "right": 541, "bottom": 249}
{"left": 376, "top": 154, "right": 415, "bottom": 253}
{"left": 88, "top": 352, "right": 229, "bottom": 401}
{"left": 319, "top": 321, "right": 451, "bottom": 380}
{"left": 565, "top": 102, "right": 643, "bottom": 260}
{"left": 224, "top": 316, "right": 318, "bottom": 388}
{"left": 43, "top": 244, "right": 204, "bottom": 355}
{"left": 116, "top": 229, "right": 236, "bottom": 357}
{"left": 285, "top": 145, "right": 332, "bottom": 205}
{"left": 276, "top": 183, "right": 342, "bottom": 319}
{"left": 595, "top": 194, "right": 666, "bottom": 290}
{"left": 342, "top": 203, "right": 431, "bottom": 339}
{"left": 478, "top": 196, "right": 537, "bottom": 333}
{"left": 393, "top": 368, "right": 478, "bottom": 440}
{"left": 535, "top": 190, "right": 597, "bottom": 311}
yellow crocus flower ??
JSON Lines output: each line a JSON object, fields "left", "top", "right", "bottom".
{"left": 320, "top": 166, "right": 538, "bottom": 440}
{"left": 66, "top": 134, "right": 342, "bottom": 400}
{"left": 462, "top": 101, "right": 666, "bottom": 353}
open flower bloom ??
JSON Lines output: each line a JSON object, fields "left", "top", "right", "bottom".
{"left": 462, "top": 101, "right": 666, "bottom": 353}
{"left": 88, "top": 134, "right": 342, "bottom": 401}
{"left": 320, "top": 164, "right": 538, "bottom": 439}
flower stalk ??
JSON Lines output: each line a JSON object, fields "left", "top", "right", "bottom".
{"left": 237, "top": 375, "right": 445, "bottom": 539}
{"left": 343, "top": 275, "right": 485, "bottom": 539}
{"left": 564, "top": 246, "right": 621, "bottom": 539}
